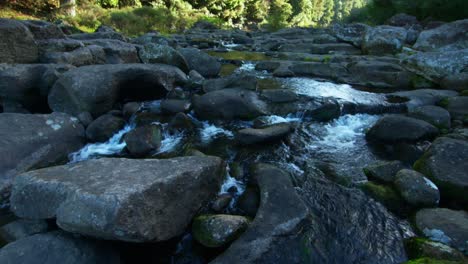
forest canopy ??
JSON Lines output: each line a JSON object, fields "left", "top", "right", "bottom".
{"left": 1, "top": 0, "right": 467, "bottom": 34}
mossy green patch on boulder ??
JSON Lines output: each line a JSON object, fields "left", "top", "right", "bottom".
{"left": 404, "top": 237, "right": 467, "bottom": 262}
{"left": 219, "top": 64, "right": 239, "bottom": 77}
{"left": 192, "top": 214, "right": 250, "bottom": 248}
{"left": 403, "top": 257, "right": 465, "bottom": 264}
{"left": 360, "top": 181, "right": 404, "bottom": 213}
{"left": 206, "top": 51, "right": 270, "bottom": 61}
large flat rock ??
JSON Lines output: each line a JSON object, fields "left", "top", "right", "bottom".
{"left": 11, "top": 156, "right": 225, "bottom": 242}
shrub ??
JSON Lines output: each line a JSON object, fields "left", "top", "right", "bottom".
{"left": 265, "top": 0, "right": 292, "bottom": 31}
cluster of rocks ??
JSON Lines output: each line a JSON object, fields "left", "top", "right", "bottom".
{"left": 0, "top": 12, "right": 467, "bottom": 264}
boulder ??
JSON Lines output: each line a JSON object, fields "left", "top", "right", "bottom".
{"left": 85, "top": 114, "right": 126, "bottom": 142}
{"left": 37, "top": 38, "right": 84, "bottom": 54}
{"left": 0, "top": 231, "right": 120, "bottom": 264}
{"left": 414, "top": 19, "right": 468, "bottom": 51}
{"left": 260, "top": 89, "right": 298, "bottom": 103}
{"left": 40, "top": 45, "right": 106, "bottom": 66}
{"left": 211, "top": 194, "right": 232, "bottom": 212}
{"left": 443, "top": 96, "right": 468, "bottom": 120}
{"left": 0, "top": 64, "right": 74, "bottom": 113}
{"left": 10, "top": 157, "right": 225, "bottom": 242}
{"left": 366, "top": 115, "right": 438, "bottom": 144}
{"left": 70, "top": 31, "right": 126, "bottom": 42}
{"left": 0, "top": 19, "right": 38, "bottom": 63}
{"left": 202, "top": 73, "right": 257, "bottom": 93}
{"left": 122, "top": 102, "right": 141, "bottom": 120}
{"left": 331, "top": 23, "right": 370, "bottom": 47}
{"left": 237, "top": 186, "right": 260, "bottom": 217}
{"left": 386, "top": 13, "right": 419, "bottom": 28}
{"left": 0, "top": 219, "right": 49, "bottom": 243}
{"left": 362, "top": 26, "right": 407, "bottom": 55}
{"left": 193, "top": 88, "right": 268, "bottom": 120}
{"left": 211, "top": 163, "right": 309, "bottom": 264}
{"left": 440, "top": 72, "right": 468, "bottom": 92}
{"left": 236, "top": 123, "right": 293, "bottom": 145}
{"left": 179, "top": 48, "right": 221, "bottom": 77}
{"left": 414, "top": 137, "right": 468, "bottom": 204}
{"left": 192, "top": 214, "right": 250, "bottom": 248}
{"left": 404, "top": 237, "right": 467, "bottom": 262}
{"left": 401, "top": 49, "right": 468, "bottom": 83}
{"left": 160, "top": 99, "right": 191, "bottom": 114}
{"left": 48, "top": 64, "right": 188, "bottom": 117}
{"left": 388, "top": 89, "right": 458, "bottom": 111}
{"left": 20, "top": 20, "right": 66, "bottom": 40}
{"left": 363, "top": 160, "right": 406, "bottom": 183}
{"left": 409, "top": 105, "right": 451, "bottom": 129}
{"left": 0, "top": 113, "right": 85, "bottom": 202}
{"left": 124, "top": 124, "right": 162, "bottom": 157}
{"left": 83, "top": 39, "right": 140, "bottom": 64}
{"left": 139, "top": 44, "right": 189, "bottom": 73}
{"left": 394, "top": 169, "right": 440, "bottom": 207}
{"left": 415, "top": 208, "right": 468, "bottom": 254}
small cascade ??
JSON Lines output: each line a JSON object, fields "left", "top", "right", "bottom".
{"left": 199, "top": 122, "right": 234, "bottom": 143}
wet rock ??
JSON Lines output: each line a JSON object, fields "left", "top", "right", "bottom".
{"left": 0, "top": 19, "right": 38, "bottom": 63}
{"left": 138, "top": 44, "right": 189, "bottom": 73}
{"left": 0, "top": 219, "right": 49, "bottom": 243}
{"left": 169, "top": 112, "right": 197, "bottom": 131}
{"left": 236, "top": 123, "right": 293, "bottom": 145}
{"left": 331, "top": 23, "right": 370, "bottom": 47}
{"left": 362, "top": 26, "right": 407, "bottom": 55}
{"left": 179, "top": 48, "right": 221, "bottom": 77}
{"left": 289, "top": 62, "right": 346, "bottom": 79}
{"left": 85, "top": 114, "right": 125, "bottom": 143}
{"left": 0, "top": 231, "right": 120, "bottom": 264}
{"left": 440, "top": 72, "right": 468, "bottom": 92}
{"left": 394, "top": 169, "right": 440, "bottom": 207}
{"left": 192, "top": 214, "right": 249, "bottom": 248}
{"left": 363, "top": 160, "right": 406, "bottom": 183}
{"left": 404, "top": 237, "right": 467, "bottom": 261}
{"left": 211, "top": 163, "right": 309, "bottom": 264}
{"left": 414, "top": 19, "right": 468, "bottom": 51}
{"left": 77, "top": 112, "right": 94, "bottom": 128}
{"left": 160, "top": 99, "right": 191, "bottom": 114}
{"left": 237, "top": 186, "right": 260, "bottom": 217}
{"left": 0, "top": 64, "right": 74, "bottom": 113}
{"left": 255, "top": 61, "right": 281, "bottom": 72}
{"left": 409, "top": 105, "right": 451, "bottom": 129}
{"left": 122, "top": 102, "right": 141, "bottom": 120}
{"left": 124, "top": 124, "right": 161, "bottom": 157}
{"left": 360, "top": 181, "right": 403, "bottom": 213}
{"left": 414, "top": 137, "right": 468, "bottom": 205}
{"left": 272, "top": 67, "right": 295, "bottom": 77}
{"left": 415, "top": 208, "right": 468, "bottom": 254}
{"left": 388, "top": 89, "right": 458, "bottom": 111}
{"left": 202, "top": 73, "right": 257, "bottom": 93}
{"left": 366, "top": 115, "right": 438, "bottom": 144}
{"left": 48, "top": 64, "right": 188, "bottom": 117}
{"left": 10, "top": 156, "right": 225, "bottom": 242}
{"left": 443, "top": 96, "right": 468, "bottom": 120}
{"left": 0, "top": 113, "right": 85, "bottom": 204}
{"left": 260, "top": 89, "right": 298, "bottom": 103}
{"left": 193, "top": 88, "right": 267, "bottom": 120}
{"left": 211, "top": 194, "right": 233, "bottom": 212}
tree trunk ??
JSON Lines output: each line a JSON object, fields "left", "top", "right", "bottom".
{"left": 60, "top": 0, "right": 76, "bottom": 17}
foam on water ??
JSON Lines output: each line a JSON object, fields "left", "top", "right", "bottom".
{"left": 308, "top": 114, "right": 379, "bottom": 152}
{"left": 69, "top": 124, "right": 134, "bottom": 163}
{"left": 157, "top": 130, "right": 184, "bottom": 154}
{"left": 235, "top": 62, "right": 256, "bottom": 73}
{"left": 200, "top": 122, "right": 234, "bottom": 143}
{"left": 286, "top": 78, "right": 385, "bottom": 105}
{"left": 264, "top": 114, "right": 302, "bottom": 124}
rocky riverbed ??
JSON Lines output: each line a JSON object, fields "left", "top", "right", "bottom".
{"left": 0, "top": 14, "right": 467, "bottom": 264}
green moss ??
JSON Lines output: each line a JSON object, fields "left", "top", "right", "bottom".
{"left": 206, "top": 51, "right": 271, "bottom": 61}
{"left": 360, "top": 181, "right": 403, "bottom": 212}
{"left": 322, "top": 55, "right": 331, "bottom": 64}
{"left": 192, "top": 215, "right": 220, "bottom": 248}
{"left": 219, "top": 64, "right": 239, "bottom": 77}
{"left": 257, "top": 78, "right": 282, "bottom": 90}
{"left": 460, "top": 90, "right": 468, "bottom": 96}
{"left": 403, "top": 257, "right": 463, "bottom": 264}
{"left": 411, "top": 75, "right": 435, "bottom": 89}
{"left": 437, "top": 98, "right": 450, "bottom": 108}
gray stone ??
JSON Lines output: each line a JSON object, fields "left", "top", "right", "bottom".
{"left": 20, "top": 20, "right": 65, "bottom": 40}
{"left": 202, "top": 73, "right": 257, "bottom": 93}
{"left": 179, "top": 48, "right": 221, "bottom": 77}
{"left": 415, "top": 208, "right": 468, "bottom": 254}
{"left": 139, "top": 44, "right": 189, "bottom": 73}
{"left": 85, "top": 114, "right": 125, "bottom": 142}
{"left": 388, "top": 89, "right": 458, "bottom": 111}
{"left": 331, "top": 23, "right": 370, "bottom": 47}
{"left": 409, "top": 105, "right": 451, "bottom": 129}
{"left": 362, "top": 26, "right": 407, "bottom": 55}
{"left": 0, "top": 19, "right": 38, "bottom": 63}
{"left": 124, "top": 124, "right": 161, "bottom": 157}
{"left": 70, "top": 31, "right": 126, "bottom": 41}
{"left": 366, "top": 115, "right": 438, "bottom": 144}
{"left": 386, "top": 13, "right": 419, "bottom": 28}
{"left": 394, "top": 169, "right": 440, "bottom": 207}
{"left": 0, "top": 113, "right": 85, "bottom": 203}
{"left": 414, "top": 19, "right": 468, "bottom": 51}
{"left": 48, "top": 64, "right": 188, "bottom": 117}
{"left": 363, "top": 160, "right": 406, "bottom": 183}
{"left": 160, "top": 99, "right": 191, "bottom": 114}
{"left": 0, "top": 231, "right": 120, "bottom": 264}
{"left": 83, "top": 39, "right": 140, "bottom": 64}
{"left": 444, "top": 96, "right": 468, "bottom": 120}
{"left": 193, "top": 88, "right": 268, "bottom": 120}
{"left": 10, "top": 157, "right": 224, "bottom": 242}
{"left": 236, "top": 123, "right": 293, "bottom": 145}
{"left": 0, "top": 219, "right": 48, "bottom": 243}
{"left": 192, "top": 214, "right": 249, "bottom": 248}
{"left": 40, "top": 45, "right": 106, "bottom": 66}
{"left": 414, "top": 137, "right": 468, "bottom": 205}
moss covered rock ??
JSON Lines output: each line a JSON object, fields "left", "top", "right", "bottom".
{"left": 360, "top": 181, "right": 404, "bottom": 213}
{"left": 192, "top": 214, "right": 250, "bottom": 248}
{"left": 404, "top": 237, "right": 466, "bottom": 262}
